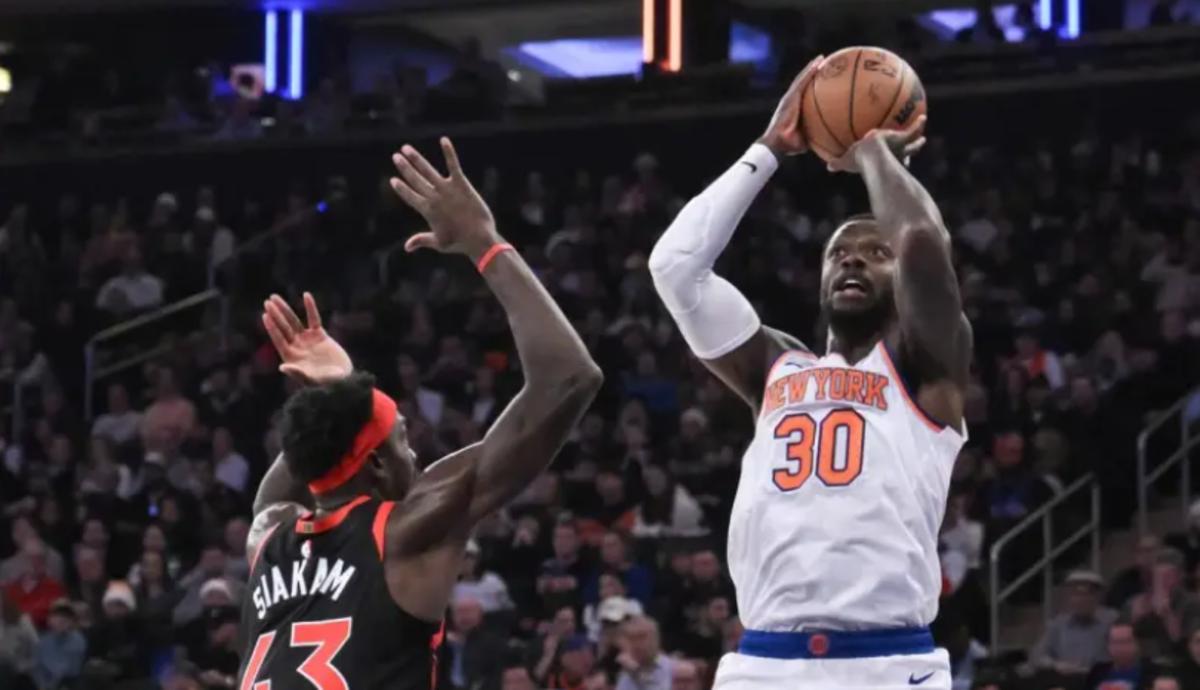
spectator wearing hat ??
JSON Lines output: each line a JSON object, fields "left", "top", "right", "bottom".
{"left": 84, "top": 580, "right": 150, "bottom": 684}
{"left": 33, "top": 599, "right": 86, "bottom": 690}
{"left": 1032, "top": 570, "right": 1118, "bottom": 680}
{"left": 616, "top": 617, "right": 671, "bottom": 690}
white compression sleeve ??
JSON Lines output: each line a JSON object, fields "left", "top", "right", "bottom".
{"left": 648, "top": 143, "right": 778, "bottom": 359}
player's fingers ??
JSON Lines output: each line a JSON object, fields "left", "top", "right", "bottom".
{"left": 392, "top": 152, "right": 436, "bottom": 195}
{"left": 302, "top": 291, "right": 322, "bottom": 330}
{"left": 262, "top": 313, "right": 294, "bottom": 356}
{"left": 264, "top": 299, "right": 297, "bottom": 339}
{"left": 389, "top": 177, "right": 428, "bottom": 213}
{"left": 794, "top": 54, "right": 825, "bottom": 90}
{"left": 270, "top": 294, "right": 304, "bottom": 333}
{"left": 905, "top": 136, "right": 927, "bottom": 158}
{"left": 402, "top": 145, "right": 448, "bottom": 187}
{"left": 404, "top": 231, "right": 438, "bottom": 253}
{"left": 904, "top": 114, "right": 927, "bottom": 141}
{"left": 440, "top": 137, "right": 464, "bottom": 178}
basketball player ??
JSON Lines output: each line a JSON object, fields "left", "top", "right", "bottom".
{"left": 648, "top": 58, "right": 967, "bottom": 689}
{"left": 239, "top": 137, "right": 603, "bottom": 690}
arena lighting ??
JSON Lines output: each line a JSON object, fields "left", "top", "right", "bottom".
{"left": 288, "top": 9, "right": 304, "bottom": 100}
{"left": 667, "top": 0, "right": 682, "bottom": 72}
{"left": 0, "top": 67, "right": 10, "bottom": 94}
{"left": 264, "top": 11, "right": 278, "bottom": 93}
{"left": 1066, "top": 0, "right": 1080, "bottom": 38}
{"left": 642, "top": 0, "right": 654, "bottom": 64}
{"left": 1038, "top": 0, "right": 1052, "bottom": 29}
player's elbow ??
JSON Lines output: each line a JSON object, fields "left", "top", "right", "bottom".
{"left": 555, "top": 362, "right": 604, "bottom": 412}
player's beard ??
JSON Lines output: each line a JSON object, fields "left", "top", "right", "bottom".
{"left": 820, "top": 292, "right": 894, "bottom": 349}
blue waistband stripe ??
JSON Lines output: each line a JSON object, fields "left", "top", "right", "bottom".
{"left": 738, "top": 627, "right": 935, "bottom": 660}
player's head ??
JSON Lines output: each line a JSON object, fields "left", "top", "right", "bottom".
{"left": 280, "top": 372, "right": 417, "bottom": 501}
{"left": 819, "top": 215, "right": 896, "bottom": 341}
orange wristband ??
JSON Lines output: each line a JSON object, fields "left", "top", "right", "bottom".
{"left": 476, "top": 243, "right": 514, "bottom": 273}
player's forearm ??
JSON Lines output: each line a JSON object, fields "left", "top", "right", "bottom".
{"left": 649, "top": 143, "right": 777, "bottom": 305}
{"left": 856, "top": 136, "right": 948, "bottom": 243}
{"left": 648, "top": 144, "right": 774, "bottom": 359}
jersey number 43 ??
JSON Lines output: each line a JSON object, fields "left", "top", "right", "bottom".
{"left": 772, "top": 409, "right": 865, "bottom": 491}
{"left": 241, "top": 618, "right": 353, "bottom": 690}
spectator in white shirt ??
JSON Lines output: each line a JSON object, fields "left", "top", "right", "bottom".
{"left": 452, "top": 540, "right": 513, "bottom": 614}
{"left": 91, "top": 382, "right": 142, "bottom": 446}
{"left": 95, "top": 246, "right": 164, "bottom": 317}
{"left": 211, "top": 427, "right": 248, "bottom": 494}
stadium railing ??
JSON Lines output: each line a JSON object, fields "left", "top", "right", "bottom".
{"left": 83, "top": 289, "right": 226, "bottom": 420}
{"left": 988, "top": 473, "right": 1101, "bottom": 650}
{"left": 1136, "top": 385, "right": 1200, "bottom": 534}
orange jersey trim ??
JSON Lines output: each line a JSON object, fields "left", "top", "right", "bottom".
{"left": 296, "top": 495, "right": 371, "bottom": 535}
{"left": 372, "top": 501, "right": 395, "bottom": 560}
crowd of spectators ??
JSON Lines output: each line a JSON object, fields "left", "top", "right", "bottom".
{"left": 2, "top": 70, "right": 1200, "bottom": 690}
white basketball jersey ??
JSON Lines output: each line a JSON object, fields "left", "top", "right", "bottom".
{"left": 727, "top": 341, "right": 965, "bottom": 632}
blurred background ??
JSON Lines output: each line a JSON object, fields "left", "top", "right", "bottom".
{"left": 1, "top": 1, "right": 1200, "bottom": 690}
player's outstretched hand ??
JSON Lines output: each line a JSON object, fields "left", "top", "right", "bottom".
{"left": 389, "top": 137, "right": 501, "bottom": 260}
{"left": 262, "top": 292, "right": 353, "bottom": 385}
{"left": 827, "top": 115, "right": 927, "bottom": 174}
{"left": 758, "top": 55, "right": 824, "bottom": 158}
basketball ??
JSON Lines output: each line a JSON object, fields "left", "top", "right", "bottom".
{"left": 801, "top": 46, "right": 927, "bottom": 163}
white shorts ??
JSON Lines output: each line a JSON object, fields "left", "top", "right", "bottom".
{"left": 714, "top": 645, "right": 951, "bottom": 690}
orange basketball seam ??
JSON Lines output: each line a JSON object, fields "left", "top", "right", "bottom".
{"left": 811, "top": 74, "right": 849, "bottom": 153}
{"left": 882, "top": 62, "right": 908, "bottom": 131}
{"left": 847, "top": 49, "right": 863, "bottom": 141}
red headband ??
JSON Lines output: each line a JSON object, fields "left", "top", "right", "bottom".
{"left": 308, "top": 389, "right": 398, "bottom": 495}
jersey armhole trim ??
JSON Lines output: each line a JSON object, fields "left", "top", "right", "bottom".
{"left": 373, "top": 501, "right": 396, "bottom": 561}
{"left": 878, "top": 340, "right": 957, "bottom": 435}
{"left": 249, "top": 522, "right": 281, "bottom": 573}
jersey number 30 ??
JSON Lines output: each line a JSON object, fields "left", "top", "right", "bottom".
{"left": 772, "top": 409, "right": 865, "bottom": 491}
{"left": 241, "top": 618, "right": 353, "bottom": 690}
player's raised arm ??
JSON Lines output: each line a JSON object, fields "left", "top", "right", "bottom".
{"left": 247, "top": 292, "right": 354, "bottom": 557}
{"left": 832, "top": 116, "right": 971, "bottom": 387}
{"left": 387, "top": 137, "right": 603, "bottom": 536}
{"left": 648, "top": 57, "right": 821, "bottom": 410}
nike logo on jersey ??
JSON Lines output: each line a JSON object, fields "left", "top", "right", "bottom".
{"left": 739, "top": 161, "right": 758, "bottom": 173}
{"left": 908, "top": 671, "right": 935, "bottom": 685}
{"left": 762, "top": 366, "right": 890, "bottom": 416}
